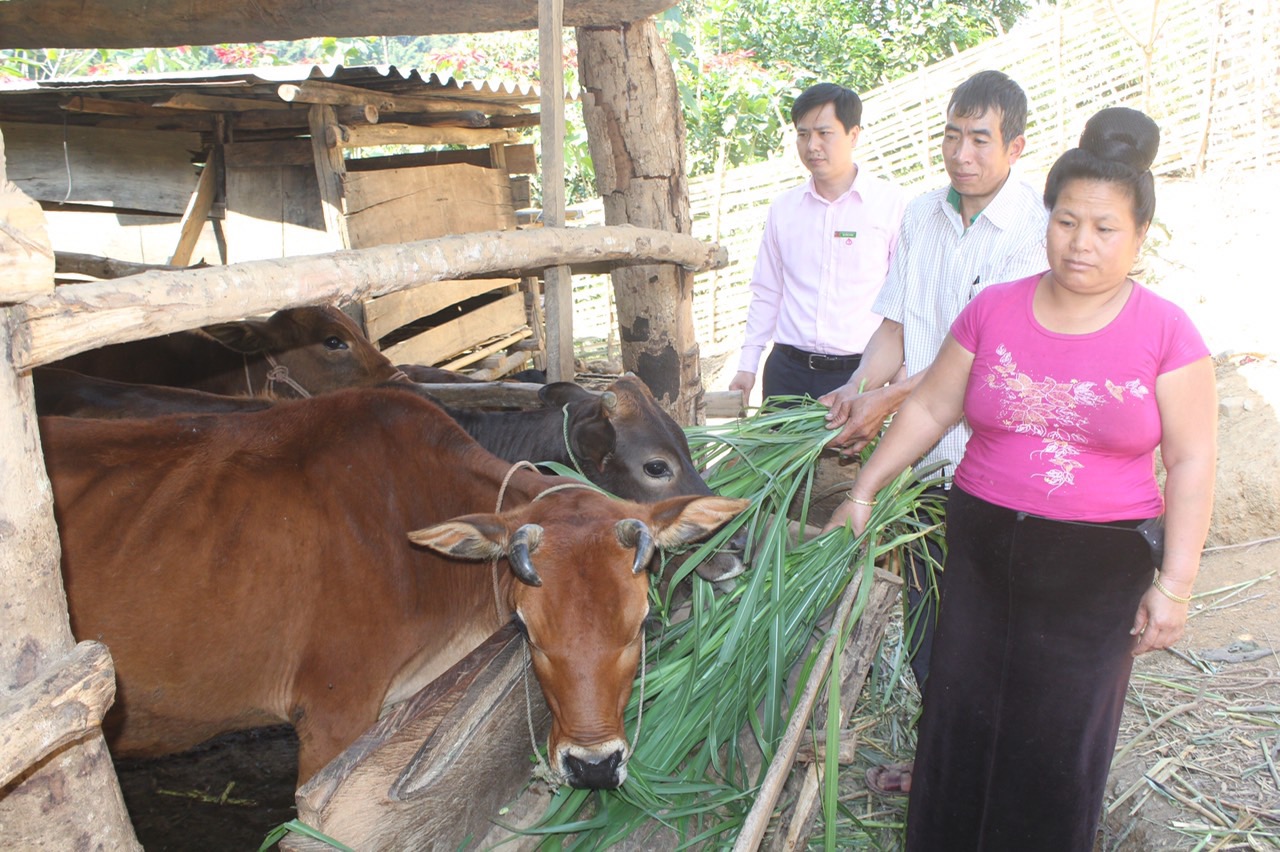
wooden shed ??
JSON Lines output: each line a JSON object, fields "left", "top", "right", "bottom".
{"left": 0, "top": 65, "right": 553, "bottom": 378}
{"left": 1, "top": 0, "right": 722, "bottom": 848}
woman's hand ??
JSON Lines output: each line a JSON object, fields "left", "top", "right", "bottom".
{"left": 822, "top": 495, "right": 874, "bottom": 536}
{"left": 1130, "top": 584, "right": 1190, "bottom": 656}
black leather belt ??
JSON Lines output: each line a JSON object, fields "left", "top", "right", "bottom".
{"left": 775, "top": 343, "right": 861, "bottom": 371}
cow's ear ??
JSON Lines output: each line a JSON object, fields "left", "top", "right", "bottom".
{"left": 202, "top": 319, "right": 272, "bottom": 355}
{"left": 647, "top": 496, "right": 751, "bottom": 549}
{"left": 537, "top": 382, "right": 596, "bottom": 408}
{"left": 408, "top": 514, "right": 508, "bottom": 561}
{"left": 568, "top": 396, "right": 618, "bottom": 469}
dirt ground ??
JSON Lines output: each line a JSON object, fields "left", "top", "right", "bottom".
{"left": 113, "top": 174, "right": 1278, "bottom": 849}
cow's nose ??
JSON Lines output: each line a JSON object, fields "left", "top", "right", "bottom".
{"left": 563, "top": 748, "right": 625, "bottom": 789}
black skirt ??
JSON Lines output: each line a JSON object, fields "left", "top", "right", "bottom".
{"left": 905, "top": 487, "right": 1156, "bottom": 852}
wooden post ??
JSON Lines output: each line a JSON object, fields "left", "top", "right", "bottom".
{"left": 168, "top": 145, "right": 219, "bottom": 266}
{"left": 0, "top": 130, "right": 140, "bottom": 850}
{"left": 577, "top": 19, "right": 704, "bottom": 424}
{"left": 540, "top": 0, "right": 575, "bottom": 382}
{"left": 308, "top": 104, "right": 351, "bottom": 250}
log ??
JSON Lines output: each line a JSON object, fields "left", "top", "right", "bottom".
{"left": 0, "top": 641, "right": 116, "bottom": 790}
{"left": 0, "top": 0, "right": 681, "bottom": 48}
{"left": 55, "top": 251, "right": 208, "bottom": 280}
{"left": 286, "top": 624, "right": 549, "bottom": 851}
{"left": 706, "top": 389, "right": 747, "bottom": 419}
{"left": 13, "top": 225, "right": 728, "bottom": 369}
{"left": 1, "top": 132, "right": 55, "bottom": 304}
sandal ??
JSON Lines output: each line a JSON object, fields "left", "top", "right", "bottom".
{"left": 865, "top": 761, "right": 914, "bottom": 797}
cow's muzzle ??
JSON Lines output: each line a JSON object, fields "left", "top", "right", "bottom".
{"left": 557, "top": 739, "right": 629, "bottom": 789}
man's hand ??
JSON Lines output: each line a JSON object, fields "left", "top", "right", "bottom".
{"left": 729, "top": 371, "right": 756, "bottom": 406}
{"left": 818, "top": 384, "right": 897, "bottom": 454}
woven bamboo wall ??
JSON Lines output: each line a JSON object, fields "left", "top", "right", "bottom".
{"left": 571, "top": 0, "right": 1278, "bottom": 357}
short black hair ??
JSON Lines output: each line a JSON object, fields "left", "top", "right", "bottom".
{"left": 791, "top": 83, "right": 863, "bottom": 132}
{"left": 1043, "top": 107, "right": 1161, "bottom": 226}
{"left": 947, "top": 70, "right": 1028, "bottom": 148}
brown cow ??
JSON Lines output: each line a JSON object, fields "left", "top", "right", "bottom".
{"left": 42, "top": 388, "right": 746, "bottom": 788}
{"left": 50, "top": 305, "right": 404, "bottom": 399}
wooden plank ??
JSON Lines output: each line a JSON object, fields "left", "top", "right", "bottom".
{"left": 224, "top": 138, "right": 313, "bottom": 169}
{"left": 14, "top": 224, "right": 726, "bottom": 369}
{"left": 404, "top": 381, "right": 544, "bottom": 408}
{"left": 364, "top": 278, "right": 517, "bottom": 341}
{"left": 539, "top": 0, "right": 572, "bottom": 382}
{"left": 379, "top": 292, "right": 526, "bottom": 365}
{"left": 0, "top": 641, "right": 116, "bottom": 790}
{"left": 1, "top": 122, "right": 202, "bottom": 215}
{"left": 344, "top": 163, "right": 516, "bottom": 248}
{"left": 344, "top": 143, "right": 536, "bottom": 175}
{"left": 224, "top": 159, "right": 330, "bottom": 263}
{"left": 307, "top": 104, "right": 350, "bottom": 251}
{"left": 168, "top": 149, "right": 218, "bottom": 266}
{"left": 334, "top": 123, "right": 520, "bottom": 149}
{"left": 441, "top": 328, "right": 532, "bottom": 371}
{"left": 287, "top": 624, "right": 549, "bottom": 851}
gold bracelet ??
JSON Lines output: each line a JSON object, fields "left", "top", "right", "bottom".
{"left": 845, "top": 496, "right": 877, "bottom": 507}
{"left": 1152, "top": 575, "right": 1192, "bottom": 605}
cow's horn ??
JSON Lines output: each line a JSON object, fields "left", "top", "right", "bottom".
{"left": 615, "top": 518, "right": 656, "bottom": 575}
{"left": 509, "top": 524, "right": 544, "bottom": 587}
{"left": 600, "top": 391, "right": 617, "bottom": 413}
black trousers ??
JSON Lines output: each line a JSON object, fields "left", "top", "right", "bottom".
{"left": 906, "top": 487, "right": 1155, "bottom": 852}
{"left": 760, "top": 347, "right": 858, "bottom": 404}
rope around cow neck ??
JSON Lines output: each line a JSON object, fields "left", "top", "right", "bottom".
{"left": 560, "top": 404, "right": 589, "bottom": 479}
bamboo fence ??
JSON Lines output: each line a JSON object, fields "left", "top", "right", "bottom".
{"left": 570, "top": 0, "right": 1279, "bottom": 356}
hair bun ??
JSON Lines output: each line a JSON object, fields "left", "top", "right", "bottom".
{"left": 1079, "top": 107, "right": 1160, "bottom": 172}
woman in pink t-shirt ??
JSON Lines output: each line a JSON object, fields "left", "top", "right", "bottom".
{"left": 829, "top": 107, "right": 1216, "bottom": 850}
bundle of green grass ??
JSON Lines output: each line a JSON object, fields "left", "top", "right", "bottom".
{"left": 525, "top": 399, "right": 943, "bottom": 849}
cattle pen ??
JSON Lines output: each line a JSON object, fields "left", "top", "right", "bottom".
{"left": 0, "top": 0, "right": 738, "bottom": 847}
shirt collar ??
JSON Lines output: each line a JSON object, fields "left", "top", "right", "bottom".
{"left": 943, "top": 169, "right": 1033, "bottom": 229}
{"left": 803, "top": 164, "right": 864, "bottom": 204}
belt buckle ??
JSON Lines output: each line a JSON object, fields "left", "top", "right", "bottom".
{"left": 807, "top": 352, "right": 822, "bottom": 370}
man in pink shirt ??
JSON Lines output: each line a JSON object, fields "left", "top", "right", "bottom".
{"left": 730, "top": 83, "right": 908, "bottom": 405}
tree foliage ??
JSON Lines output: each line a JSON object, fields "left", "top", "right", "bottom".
{"left": 662, "top": 0, "right": 1029, "bottom": 175}
{"left": 0, "top": 0, "right": 1027, "bottom": 194}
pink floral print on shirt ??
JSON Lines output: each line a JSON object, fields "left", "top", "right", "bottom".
{"left": 983, "top": 345, "right": 1149, "bottom": 493}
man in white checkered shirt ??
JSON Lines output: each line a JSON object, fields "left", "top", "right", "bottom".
{"left": 819, "top": 70, "right": 1049, "bottom": 798}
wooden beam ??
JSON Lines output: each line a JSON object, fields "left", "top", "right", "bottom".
{"left": 0, "top": 641, "right": 117, "bottom": 790}
{"left": 13, "top": 224, "right": 726, "bottom": 369}
{"left": 331, "top": 123, "right": 520, "bottom": 149}
{"left": 0, "top": 0, "right": 681, "bottom": 49}
{"left": 308, "top": 104, "right": 350, "bottom": 251}
{"left": 440, "top": 328, "right": 532, "bottom": 371}
{"left": 279, "top": 80, "right": 532, "bottom": 117}
{"left": 56, "top": 251, "right": 206, "bottom": 279}
{"left": 540, "top": 0, "right": 573, "bottom": 383}
{"left": 168, "top": 149, "right": 218, "bottom": 266}
{"left": 0, "top": 146, "right": 55, "bottom": 303}
{"left": 153, "top": 92, "right": 293, "bottom": 112}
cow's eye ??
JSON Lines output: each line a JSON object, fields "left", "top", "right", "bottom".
{"left": 323, "top": 336, "right": 349, "bottom": 351}
{"left": 643, "top": 460, "right": 672, "bottom": 479}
